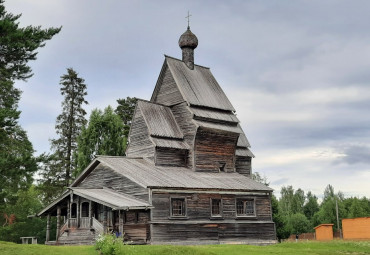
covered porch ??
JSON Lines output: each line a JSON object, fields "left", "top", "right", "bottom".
{"left": 37, "top": 187, "right": 153, "bottom": 245}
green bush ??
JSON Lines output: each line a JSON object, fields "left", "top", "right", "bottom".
{"left": 95, "top": 234, "right": 125, "bottom": 255}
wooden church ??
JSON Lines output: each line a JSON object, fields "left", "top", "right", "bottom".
{"left": 37, "top": 26, "right": 276, "bottom": 245}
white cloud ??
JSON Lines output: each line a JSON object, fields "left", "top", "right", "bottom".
{"left": 4, "top": 0, "right": 370, "bottom": 199}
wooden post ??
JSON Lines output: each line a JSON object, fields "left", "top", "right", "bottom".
{"left": 119, "top": 210, "right": 124, "bottom": 237}
{"left": 56, "top": 206, "right": 61, "bottom": 241}
{"left": 46, "top": 214, "right": 51, "bottom": 243}
{"left": 77, "top": 197, "right": 80, "bottom": 228}
{"left": 103, "top": 206, "right": 107, "bottom": 233}
{"left": 90, "top": 201, "right": 93, "bottom": 228}
{"left": 68, "top": 193, "right": 73, "bottom": 228}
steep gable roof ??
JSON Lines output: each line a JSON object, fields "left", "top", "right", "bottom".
{"left": 153, "top": 56, "right": 235, "bottom": 111}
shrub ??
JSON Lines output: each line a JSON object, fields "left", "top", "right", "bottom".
{"left": 95, "top": 234, "right": 125, "bottom": 255}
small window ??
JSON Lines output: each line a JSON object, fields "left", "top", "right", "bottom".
{"left": 211, "top": 199, "right": 221, "bottom": 216}
{"left": 171, "top": 198, "right": 186, "bottom": 217}
{"left": 236, "top": 199, "right": 255, "bottom": 216}
{"left": 219, "top": 162, "right": 226, "bottom": 172}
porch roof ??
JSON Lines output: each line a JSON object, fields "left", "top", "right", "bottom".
{"left": 37, "top": 187, "right": 152, "bottom": 216}
{"left": 71, "top": 187, "right": 153, "bottom": 211}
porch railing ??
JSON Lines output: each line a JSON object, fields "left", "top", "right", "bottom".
{"left": 59, "top": 221, "right": 68, "bottom": 236}
{"left": 68, "top": 218, "right": 77, "bottom": 228}
{"left": 93, "top": 218, "right": 104, "bottom": 235}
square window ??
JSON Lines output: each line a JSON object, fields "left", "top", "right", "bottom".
{"left": 171, "top": 198, "right": 186, "bottom": 216}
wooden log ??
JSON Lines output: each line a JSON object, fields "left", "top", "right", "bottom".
{"left": 46, "top": 214, "right": 50, "bottom": 242}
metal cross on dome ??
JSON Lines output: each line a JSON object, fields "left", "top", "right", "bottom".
{"left": 186, "top": 11, "right": 192, "bottom": 28}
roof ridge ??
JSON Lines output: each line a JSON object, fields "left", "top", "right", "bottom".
{"left": 164, "top": 54, "right": 210, "bottom": 69}
{"left": 96, "top": 155, "right": 142, "bottom": 159}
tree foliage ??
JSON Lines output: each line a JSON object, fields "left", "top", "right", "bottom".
{"left": 50, "top": 68, "right": 88, "bottom": 186}
{"left": 303, "top": 191, "right": 319, "bottom": 220}
{"left": 0, "top": 186, "right": 48, "bottom": 244}
{"left": 0, "top": 1, "right": 60, "bottom": 212}
{"left": 0, "top": 0, "right": 61, "bottom": 80}
{"left": 251, "top": 171, "right": 270, "bottom": 186}
{"left": 115, "top": 97, "right": 137, "bottom": 137}
{"left": 76, "top": 106, "right": 126, "bottom": 175}
{"left": 36, "top": 153, "right": 65, "bottom": 204}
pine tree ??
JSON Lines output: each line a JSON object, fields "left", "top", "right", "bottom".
{"left": 76, "top": 106, "right": 126, "bottom": 175}
{"left": 115, "top": 97, "right": 137, "bottom": 137}
{"left": 51, "top": 68, "right": 88, "bottom": 186}
{"left": 36, "top": 153, "right": 65, "bottom": 204}
{"left": 0, "top": 0, "right": 61, "bottom": 210}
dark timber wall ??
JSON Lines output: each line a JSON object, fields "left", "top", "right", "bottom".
{"left": 235, "top": 156, "right": 252, "bottom": 177}
{"left": 150, "top": 190, "right": 275, "bottom": 244}
{"left": 194, "top": 128, "right": 238, "bottom": 172}
{"left": 155, "top": 148, "right": 188, "bottom": 167}
{"left": 123, "top": 210, "right": 150, "bottom": 243}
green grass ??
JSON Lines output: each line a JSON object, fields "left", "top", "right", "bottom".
{"left": 0, "top": 241, "right": 98, "bottom": 255}
{"left": 1, "top": 240, "right": 370, "bottom": 255}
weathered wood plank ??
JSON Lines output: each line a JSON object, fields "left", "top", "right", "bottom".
{"left": 79, "top": 163, "right": 149, "bottom": 201}
{"left": 194, "top": 128, "right": 238, "bottom": 172}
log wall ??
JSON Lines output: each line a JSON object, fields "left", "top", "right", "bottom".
{"left": 155, "top": 147, "right": 188, "bottom": 167}
{"left": 121, "top": 210, "right": 150, "bottom": 243}
{"left": 151, "top": 222, "right": 275, "bottom": 245}
{"left": 150, "top": 190, "right": 275, "bottom": 244}
{"left": 235, "top": 156, "right": 252, "bottom": 177}
{"left": 151, "top": 191, "right": 272, "bottom": 221}
{"left": 194, "top": 128, "right": 238, "bottom": 172}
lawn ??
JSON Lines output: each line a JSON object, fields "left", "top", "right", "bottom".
{"left": 1, "top": 240, "right": 370, "bottom": 255}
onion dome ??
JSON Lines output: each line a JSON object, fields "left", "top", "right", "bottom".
{"left": 178, "top": 27, "right": 198, "bottom": 49}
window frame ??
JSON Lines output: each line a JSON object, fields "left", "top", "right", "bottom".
{"left": 170, "top": 197, "right": 187, "bottom": 218}
{"left": 235, "top": 198, "right": 256, "bottom": 218}
{"left": 210, "top": 198, "right": 223, "bottom": 218}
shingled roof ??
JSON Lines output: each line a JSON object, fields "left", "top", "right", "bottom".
{"left": 73, "top": 156, "right": 271, "bottom": 192}
{"left": 164, "top": 56, "right": 235, "bottom": 111}
{"left": 37, "top": 187, "right": 152, "bottom": 216}
{"left": 138, "top": 100, "right": 183, "bottom": 139}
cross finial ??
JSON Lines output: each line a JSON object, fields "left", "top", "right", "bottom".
{"left": 185, "top": 11, "right": 192, "bottom": 29}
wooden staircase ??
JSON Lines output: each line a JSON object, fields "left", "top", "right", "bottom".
{"left": 57, "top": 228, "right": 96, "bottom": 245}
{"left": 54, "top": 218, "right": 104, "bottom": 245}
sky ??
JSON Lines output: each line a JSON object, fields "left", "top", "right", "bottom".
{"left": 4, "top": 0, "right": 370, "bottom": 199}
